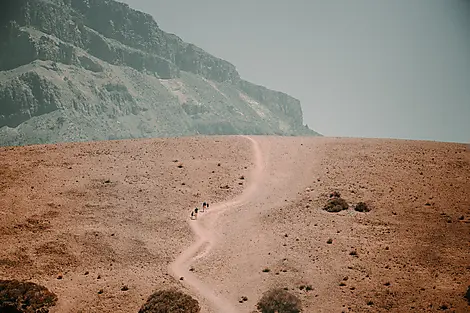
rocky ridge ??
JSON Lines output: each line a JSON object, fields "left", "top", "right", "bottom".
{"left": 0, "top": 0, "right": 319, "bottom": 146}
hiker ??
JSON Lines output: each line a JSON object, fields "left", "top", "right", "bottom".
{"left": 202, "top": 202, "right": 207, "bottom": 212}
{"left": 194, "top": 207, "right": 199, "bottom": 219}
{"left": 190, "top": 211, "right": 194, "bottom": 220}
{"left": 206, "top": 202, "right": 209, "bottom": 209}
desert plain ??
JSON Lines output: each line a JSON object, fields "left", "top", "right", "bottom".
{"left": 0, "top": 136, "right": 469, "bottom": 313}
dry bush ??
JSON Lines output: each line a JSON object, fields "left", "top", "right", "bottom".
{"left": 138, "top": 289, "right": 200, "bottom": 313}
{"left": 0, "top": 280, "right": 57, "bottom": 313}
{"left": 323, "top": 197, "right": 349, "bottom": 213}
{"left": 354, "top": 202, "right": 370, "bottom": 212}
{"left": 257, "top": 288, "right": 302, "bottom": 313}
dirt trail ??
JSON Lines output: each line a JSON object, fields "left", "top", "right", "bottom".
{"left": 169, "top": 136, "right": 264, "bottom": 313}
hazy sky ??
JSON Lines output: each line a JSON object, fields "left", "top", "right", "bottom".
{"left": 121, "top": 0, "right": 470, "bottom": 143}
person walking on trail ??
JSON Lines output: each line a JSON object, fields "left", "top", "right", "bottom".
{"left": 194, "top": 207, "right": 199, "bottom": 219}
{"left": 190, "top": 210, "right": 194, "bottom": 220}
{"left": 202, "top": 202, "right": 207, "bottom": 212}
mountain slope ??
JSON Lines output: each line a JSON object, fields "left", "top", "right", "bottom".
{"left": 0, "top": 0, "right": 319, "bottom": 146}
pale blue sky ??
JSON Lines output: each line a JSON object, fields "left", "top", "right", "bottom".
{"left": 121, "top": 0, "right": 470, "bottom": 143}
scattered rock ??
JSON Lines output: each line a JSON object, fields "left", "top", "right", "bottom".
{"left": 121, "top": 285, "right": 129, "bottom": 291}
{"left": 180, "top": 277, "right": 184, "bottom": 280}
{"left": 327, "top": 238, "right": 333, "bottom": 244}
{"left": 465, "top": 286, "right": 470, "bottom": 304}
{"left": 98, "top": 289, "right": 103, "bottom": 294}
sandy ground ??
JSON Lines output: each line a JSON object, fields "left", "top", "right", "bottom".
{"left": 1, "top": 136, "right": 469, "bottom": 312}
{"left": 0, "top": 136, "right": 252, "bottom": 312}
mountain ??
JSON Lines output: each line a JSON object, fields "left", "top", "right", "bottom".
{"left": 0, "top": 0, "right": 320, "bottom": 146}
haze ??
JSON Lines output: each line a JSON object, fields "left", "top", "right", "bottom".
{"left": 120, "top": 0, "right": 470, "bottom": 143}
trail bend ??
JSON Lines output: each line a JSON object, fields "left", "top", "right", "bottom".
{"left": 169, "top": 136, "right": 264, "bottom": 313}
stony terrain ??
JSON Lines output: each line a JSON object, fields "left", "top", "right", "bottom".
{"left": 0, "top": 0, "right": 318, "bottom": 146}
{"left": 1, "top": 136, "right": 469, "bottom": 312}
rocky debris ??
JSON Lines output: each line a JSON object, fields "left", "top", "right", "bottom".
{"left": 0, "top": 280, "right": 58, "bottom": 313}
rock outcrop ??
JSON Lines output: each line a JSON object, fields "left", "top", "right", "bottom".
{"left": 0, "top": 0, "right": 320, "bottom": 146}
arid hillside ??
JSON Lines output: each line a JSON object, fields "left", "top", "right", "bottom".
{"left": 1, "top": 136, "right": 469, "bottom": 313}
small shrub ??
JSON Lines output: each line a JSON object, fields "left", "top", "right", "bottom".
{"left": 354, "top": 202, "right": 370, "bottom": 212}
{"left": 0, "top": 280, "right": 58, "bottom": 313}
{"left": 262, "top": 268, "right": 271, "bottom": 273}
{"left": 139, "top": 289, "right": 200, "bottom": 313}
{"left": 349, "top": 250, "right": 358, "bottom": 256}
{"left": 326, "top": 238, "right": 333, "bottom": 244}
{"left": 257, "top": 288, "right": 302, "bottom": 313}
{"left": 324, "top": 197, "right": 349, "bottom": 213}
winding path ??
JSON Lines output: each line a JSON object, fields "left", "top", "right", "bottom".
{"left": 169, "top": 136, "right": 265, "bottom": 313}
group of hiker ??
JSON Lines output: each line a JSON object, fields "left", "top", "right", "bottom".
{"left": 190, "top": 201, "right": 209, "bottom": 220}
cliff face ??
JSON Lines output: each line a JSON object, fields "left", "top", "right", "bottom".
{"left": 0, "top": 0, "right": 319, "bottom": 146}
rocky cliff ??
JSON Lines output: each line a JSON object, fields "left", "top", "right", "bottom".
{"left": 0, "top": 0, "right": 319, "bottom": 146}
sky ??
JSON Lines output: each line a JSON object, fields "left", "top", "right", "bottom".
{"left": 120, "top": 0, "right": 470, "bottom": 143}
